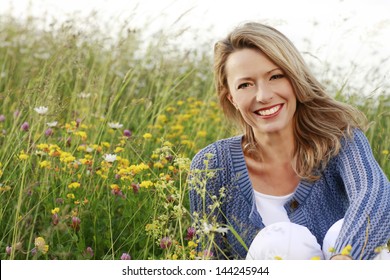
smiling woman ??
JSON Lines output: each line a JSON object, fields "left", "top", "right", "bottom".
{"left": 188, "top": 21, "right": 390, "bottom": 260}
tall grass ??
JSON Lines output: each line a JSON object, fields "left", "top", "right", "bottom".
{"left": 0, "top": 14, "right": 388, "bottom": 260}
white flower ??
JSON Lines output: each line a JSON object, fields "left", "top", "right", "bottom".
{"left": 34, "top": 106, "right": 48, "bottom": 115}
{"left": 108, "top": 122, "right": 123, "bottom": 129}
{"left": 46, "top": 121, "right": 58, "bottom": 127}
{"left": 215, "top": 227, "right": 229, "bottom": 235}
{"left": 202, "top": 223, "right": 229, "bottom": 235}
{"left": 203, "top": 223, "right": 213, "bottom": 234}
{"left": 77, "top": 92, "right": 91, "bottom": 99}
{"left": 103, "top": 154, "right": 117, "bottom": 163}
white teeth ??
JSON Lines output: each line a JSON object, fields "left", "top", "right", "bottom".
{"left": 257, "top": 105, "right": 281, "bottom": 116}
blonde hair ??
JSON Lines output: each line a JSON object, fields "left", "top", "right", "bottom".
{"left": 214, "top": 22, "right": 367, "bottom": 181}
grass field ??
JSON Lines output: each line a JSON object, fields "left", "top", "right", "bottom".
{"left": 0, "top": 14, "right": 389, "bottom": 260}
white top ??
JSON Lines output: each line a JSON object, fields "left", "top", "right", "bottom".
{"left": 253, "top": 190, "right": 294, "bottom": 226}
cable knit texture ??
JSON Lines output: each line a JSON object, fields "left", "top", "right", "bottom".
{"left": 188, "top": 129, "right": 390, "bottom": 259}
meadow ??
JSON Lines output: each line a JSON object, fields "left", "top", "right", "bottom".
{"left": 0, "top": 14, "right": 389, "bottom": 260}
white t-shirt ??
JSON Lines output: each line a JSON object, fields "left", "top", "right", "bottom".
{"left": 253, "top": 190, "right": 294, "bottom": 226}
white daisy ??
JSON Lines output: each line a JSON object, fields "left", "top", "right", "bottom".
{"left": 103, "top": 154, "right": 117, "bottom": 163}
{"left": 46, "top": 121, "right": 58, "bottom": 127}
{"left": 34, "top": 106, "right": 48, "bottom": 115}
{"left": 108, "top": 122, "right": 123, "bottom": 129}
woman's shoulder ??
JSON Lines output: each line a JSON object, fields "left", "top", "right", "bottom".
{"left": 190, "top": 135, "right": 242, "bottom": 169}
{"left": 340, "top": 128, "right": 370, "bottom": 150}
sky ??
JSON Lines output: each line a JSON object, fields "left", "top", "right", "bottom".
{"left": 1, "top": 0, "right": 390, "bottom": 94}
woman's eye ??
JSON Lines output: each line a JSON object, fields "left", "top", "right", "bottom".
{"left": 270, "top": 74, "right": 284, "bottom": 80}
{"left": 238, "top": 83, "right": 251, "bottom": 89}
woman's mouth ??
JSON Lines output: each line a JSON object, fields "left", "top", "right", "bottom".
{"left": 254, "top": 104, "right": 283, "bottom": 117}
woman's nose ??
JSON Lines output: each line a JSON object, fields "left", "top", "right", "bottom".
{"left": 256, "top": 84, "right": 273, "bottom": 103}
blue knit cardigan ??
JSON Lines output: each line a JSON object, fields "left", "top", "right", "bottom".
{"left": 188, "top": 129, "right": 390, "bottom": 260}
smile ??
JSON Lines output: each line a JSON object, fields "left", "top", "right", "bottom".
{"left": 254, "top": 104, "right": 283, "bottom": 116}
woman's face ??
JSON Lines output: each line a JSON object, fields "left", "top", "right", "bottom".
{"left": 226, "top": 48, "right": 296, "bottom": 137}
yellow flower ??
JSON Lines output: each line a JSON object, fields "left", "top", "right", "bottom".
{"left": 60, "top": 152, "right": 75, "bottom": 163}
{"left": 39, "top": 160, "right": 51, "bottom": 169}
{"left": 34, "top": 237, "right": 49, "bottom": 254}
{"left": 143, "top": 133, "right": 152, "bottom": 139}
{"left": 114, "top": 147, "right": 124, "bottom": 153}
{"left": 382, "top": 150, "right": 389, "bottom": 155}
{"left": 68, "top": 182, "right": 81, "bottom": 189}
{"left": 67, "top": 193, "right": 75, "bottom": 199}
{"left": 140, "top": 180, "right": 154, "bottom": 188}
{"left": 196, "top": 130, "right": 207, "bottom": 137}
{"left": 102, "top": 142, "right": 110, "bottom": 148}
{"left": 0, "top": 185, "right": 11, "bottom": 192}
{"left": 18, "top": 151, "right": 29, "bottom": 160}
{"left": 188, "top": 241, "right": 197, "bottom": 248}
{"left": 341, "top": 244, "right": 352, "bottom": 256}
{"left": 51, "top": 207, "right": 60, "bottom": 214}
{"left": 73, "top": 131, "right": 87, "bottom": 141}
{"left": 153, "top": 162, "right": 164, "bottom": 169}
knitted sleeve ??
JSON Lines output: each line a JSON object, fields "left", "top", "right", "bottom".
{"left": 334, "top": 129, "right": 390, "bottom": 259}
{"left": 188, "top": 143, "right": 229, "bottom": 259}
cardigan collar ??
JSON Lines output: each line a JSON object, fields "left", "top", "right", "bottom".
{"left": 228, "top": 135, "right": 314, "bottom": 225}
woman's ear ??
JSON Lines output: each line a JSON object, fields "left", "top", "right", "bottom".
{"left": 227, "top": 94, "right": 238, "bottom": 110}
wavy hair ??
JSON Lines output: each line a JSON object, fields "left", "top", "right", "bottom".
{"left": 214, "top": 22, "right": 367, "bottom": 181}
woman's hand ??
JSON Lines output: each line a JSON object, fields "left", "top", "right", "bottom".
{"left": 330, "top": 254, "right": 353, "bottom": 260}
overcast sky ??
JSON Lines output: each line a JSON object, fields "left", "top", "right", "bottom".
{"left": 1, "top": 0, "right": 389, "bottom": 94}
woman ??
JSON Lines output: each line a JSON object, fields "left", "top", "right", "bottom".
{"left": 188, "top": 22, "right": 390, "bottom": 260}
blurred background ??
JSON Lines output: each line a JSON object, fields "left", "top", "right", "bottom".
{"left": 2, "top": 0, "right": 390, "bottom": 88}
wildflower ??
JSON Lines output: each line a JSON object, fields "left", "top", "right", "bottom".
{"left": 200, "top": 250, "right": 213, "bottom": 259}
{"left": 202, "top": 223, "right": 229, "bottom": 235}
{"left": 160, "top": 237, "right": 172, "bottom": 249}
{"left": 341, "top": 244, "right": 352, "bottom": 256}
{"left": 30, "top": 248, "right": 37, "bottom": 256}
{"left": 74, "top": 131, "right": 87, "bottom": 141}
{"left": 114, "top": 147, "right": 124, "bottom": 153}
{"left": 103, "top": 154, "right": 117, "bottom": 163}
{"left": 67, "top": 193, "right": 75, "bottom": 199}
{"left": 85, "top": 247, "right": 94, "bottom": 257}
{"left": 18, "top": 151, "right": 29, "bottom": 160}
{"left": 52, "top": 213, "right": 59, "bottom": 226}
{"left": 382, "top": 150, "right": 389, "bottom": 155}
{"left": 0, "top": 114, "right": 5, "bottom": 122}
{"left": 108, "top": 122, "right": 123, "bottom": 129}
{"left": 34, "top": 106, "right": 48, "bottom": 115}
{"left": 197, "top": 130, "right": 207, "bottom": 137}
{"left": 71, "top": 216, "right": 81, "bottom": 231}
{"left": 46, "top": 121, "right": 58, "bottom": 127}
{"left": 123, "top": 129, "right": 132, "bottom": 138}
{"left": 143, "top": 133, "right": 152, "bottom": 139}
{"left": 188, "top": 241, "right": 198, "bottom": 248}
{"left": 34, "top": 237, "right": 49, "bottom": 254}
{"left": 45, "top": 128, "right": 53, "bottom": 137}
{"left": 131, "top": 183, "right": 140, "bottom": 194}
{"left": 110, "top": 184, "right": 124, "bottom": 198}
{"left": 51, "top": 207, "right": 60, "bottom": 215}
{"left": 140, "top": 180, "right": 153, "bottom": 188}
{"left": 39, "top": 160, "right": 51, "bottom": 169}
{"left": 68, "top": 182, "right": 81, "bottom": 189}
{"left": 6, "top": 246, "right": 11, "bottom": 255}
{"left": 78, "top": 92, "right": 91, "bottom": 99}
{"left": 121, "top": 253, "right": 131, "bottom": 260}
{"left": 21, "top": 122, "right": 29, "bottom": 131}
{"left": 185, "top": 227, "right": 196, "bottom": 240}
